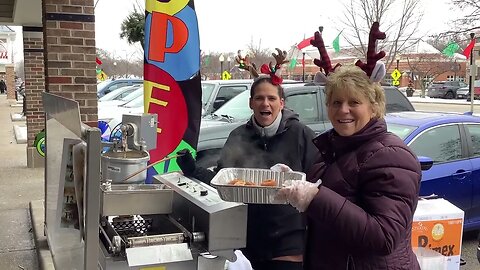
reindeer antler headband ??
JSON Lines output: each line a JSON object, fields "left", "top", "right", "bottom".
{"left": 311, "top": 22, "right": 387, "bottom": 83}
{"left": 236, "top": 48, "right": 288, "bottom": 85}
{"left": 355, "top": 22, "right": 386, "bottom": 82}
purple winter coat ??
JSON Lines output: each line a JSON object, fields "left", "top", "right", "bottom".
{"left": 304, "top": 119, "right": 421, "bottom": 270}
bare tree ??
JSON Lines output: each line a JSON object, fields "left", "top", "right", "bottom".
{"left": 245, "top": 38, "right": 275, "bottom": 69}
{"left": 426, "top": 34, "right": 471, "bottom": 53}
{"left": 405, "top": 54, "right": 453, "bottom": 97}
{"left": 446, "top": 0, "right": 480, "bottom": 36}
{"left": 339, "top": 0, "right": 424, "bottom": 70}
{"left": 96, "top": 48, "right": 143, "bottom": 78}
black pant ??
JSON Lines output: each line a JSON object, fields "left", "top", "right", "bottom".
{"left": 22, "top": 94, "right": 26, "bottom": 115}
{"left": 250, "top": 260, "right": 303, "bottom": 270}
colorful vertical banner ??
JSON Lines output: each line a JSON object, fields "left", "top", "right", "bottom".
{"left": 144, "top": 0, "right": 202, "bottom": 178}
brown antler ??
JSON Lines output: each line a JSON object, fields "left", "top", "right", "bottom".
{"left": 310, "top": 31, "right": 340, "bottom": 75}
{"left": 269, "top": 48, "right": 289, "bottom": 71}
{"left": 235, "top": 50, "right": 259, "bottom": 78}
{"left": 355, "top": 22, "right": 386, "bottom": 77}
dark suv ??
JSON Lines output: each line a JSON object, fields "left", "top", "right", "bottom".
{"left": 427, "top": 81, "right": 467, "bottom": 99}
{"left": 196, "top": 84, "right": 415, "bottom": 167}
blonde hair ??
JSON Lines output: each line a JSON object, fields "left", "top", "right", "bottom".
{"left": 325, "top": 65, "right": 386, "bottom": 119}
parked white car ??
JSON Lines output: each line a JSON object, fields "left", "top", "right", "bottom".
{"left": 98, "top": 85, "right": 141, "bottom": 102}
{"left": 98, "top": 85, "right": 143, "bottom": 109}
{"left": 98, "top": 95, "right": 144, "bottom": 134}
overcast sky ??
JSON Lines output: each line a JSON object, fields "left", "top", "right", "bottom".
{"left": 94, "top": 0, "right": 457, "bottom": 55}
{"left": 12, "top": 0, "right": 458, "bottom": 61}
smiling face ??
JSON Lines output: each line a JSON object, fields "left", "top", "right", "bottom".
{"left": 249, "top": 81, "right": 284, "bottom": 127}
{"left": 327, "top": 89, "right": 374, "bottom": 136}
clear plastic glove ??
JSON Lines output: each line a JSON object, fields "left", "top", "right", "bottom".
{"left": 276, "top": 179, "right": 322, "bottom": 212}
{"left": 227, "top": 250, "right": 253, "bottom": 270}
{"left": 270, "top": 163, "right": 293, "bottom": 172}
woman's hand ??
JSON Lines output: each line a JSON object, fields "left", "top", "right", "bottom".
{"left": 176, "top": 149, "right": 196, "bottom": 176}
{"left": 276, "top": 180, "right": 321, "bottom": 212}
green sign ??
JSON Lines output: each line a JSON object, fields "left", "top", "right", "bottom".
{"left": 34, "top": 130, "right": 46, "bottom": 157}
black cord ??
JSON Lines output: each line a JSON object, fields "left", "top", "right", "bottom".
{"left": 109, "top": 122, "right": 124, "bottom": 142}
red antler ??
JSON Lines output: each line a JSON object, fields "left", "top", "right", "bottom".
{"left": 310, "top": 31, "right": 334, "bottom": 75}
{"left": 355, "top": 22, "right": 386, "bottom": 77}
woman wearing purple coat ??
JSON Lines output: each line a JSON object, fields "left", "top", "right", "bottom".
{"left": 277, "top": 23, "right": 422, "bottom": 269}
{"left": 279, "top": 64, "right": 422, "bottom": 269}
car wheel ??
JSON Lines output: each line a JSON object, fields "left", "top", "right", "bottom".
{"left": 445, "top": 91, "right": 454, "bottom": 99}
{"left": 477, "top": 231, "right": 480, "bottom": 264}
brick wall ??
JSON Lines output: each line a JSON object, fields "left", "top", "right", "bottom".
{"left": 23, "top": 27, "right": 46, "bottom": 147}
{"left": 42, "top": 0, "right": 97, "bottom": 125}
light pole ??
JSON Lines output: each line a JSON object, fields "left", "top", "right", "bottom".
{"left": 227, "top": 56, "right": 231, "bottom": 72}
{"left": 396, "top": 57, "right": 400, "bottom": 70}
{"left": 469, "top": 33, "right": 476, "bottom": 113}
{"left": 113, "top": 62, "right": 117, "bottom": 80}
{"left": 302, "top": 52, "right": 306, "bottom": 82}
{"left": 219, "top": 54, "right": 224, "bottom": 79}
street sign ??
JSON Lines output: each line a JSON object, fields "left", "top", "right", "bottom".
{"left": 222, "top": 71, "right": 231, "bottom": 80}
{"left": 392, "top": 80, "right": 400, "bottom": 86}
{"left": 391, "top": 69, "right": 401, "bottom": 80}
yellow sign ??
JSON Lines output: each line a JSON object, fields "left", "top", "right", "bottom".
{"left": 97, "top": 70, "right": 108, "bottom": 81}
{"left": 392, "top": 80, "right": 400, "bottom": 86}
{"left": 222, "top": 71, "right": 231, "bottom": 80}
{"left": 391, "top": 69, "right": 401, "bottom": 80}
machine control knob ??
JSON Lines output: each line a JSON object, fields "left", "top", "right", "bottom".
{"left": 200, "top": 190, "right": 208, "bottom": 196}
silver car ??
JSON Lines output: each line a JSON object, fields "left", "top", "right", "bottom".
{"left": 456, "top": 87, "right": 469, "bottom": 99}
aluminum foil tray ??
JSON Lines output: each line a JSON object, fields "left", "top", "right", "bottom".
{"left": 211, "top": 168, "right": 306, "bottom": 204}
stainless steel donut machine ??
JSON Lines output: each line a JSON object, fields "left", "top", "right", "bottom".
{"left": 99, "top": 172, "right": 248, "bottom": 270}
{"left": 43, "top": 93, "right": 247, "bottom": 270}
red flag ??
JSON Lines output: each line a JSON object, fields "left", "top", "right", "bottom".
{"left": 297, "top": 36, "right": 314, "bottom": 50}
{"left": 463, "top": 39, "right": 476, "bottom": 59}
{"left": 96, "top": 57, "right": 102, "bottom": 65}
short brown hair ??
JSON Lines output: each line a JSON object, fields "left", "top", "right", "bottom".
{"left": 325, "top": 65, "right": 386, "bottom": 119}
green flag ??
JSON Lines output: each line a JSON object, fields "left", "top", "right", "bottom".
{"left": 289, "top": 58, "right": 297, "bottom": 70}
{"left": 332, "top": 31, "right": 342, "bottom": 53}
{"left": 442, "top": 42, "right": 460, "bottom": 57}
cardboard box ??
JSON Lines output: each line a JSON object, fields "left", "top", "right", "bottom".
{"left": 412, "top": 198, "right": 464, "bottom": 270}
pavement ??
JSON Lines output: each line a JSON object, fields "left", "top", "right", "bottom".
{"left": 0, "top": 94, "right": 50, "bottom": 270}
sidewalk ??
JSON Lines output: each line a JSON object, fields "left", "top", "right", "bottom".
{"left": 0, "top": 94, "right": 43, "bottom": 270}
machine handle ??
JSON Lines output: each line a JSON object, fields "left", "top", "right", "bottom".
{"left": 121, "top": 154, "right": 182, "bottom": 182}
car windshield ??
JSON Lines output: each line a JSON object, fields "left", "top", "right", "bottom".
{"left": 119, "top": 87, "right": 143, "bottom": 102}
{"left": 97, "top": 80, "right": 112, "bottom": 92}
{"left": 429, "top": 82, "right": 444, "bottom": 88}
{"left": 384, "top": 87, "right": 415, "bottom": 112}
{"left": 98, "top": 86, "right": 136, "bottom": 101}
{"left": 213, "top": 90, "right": 252, "bottom": 120}
{"left": 386, "top": 123, "right": 417, "bottom": 140}
{"left": 123, "top": 95, "right": 144, "bottom": 108}
{"left": 202, "top": 83, "right": 215, "bottom": 105}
